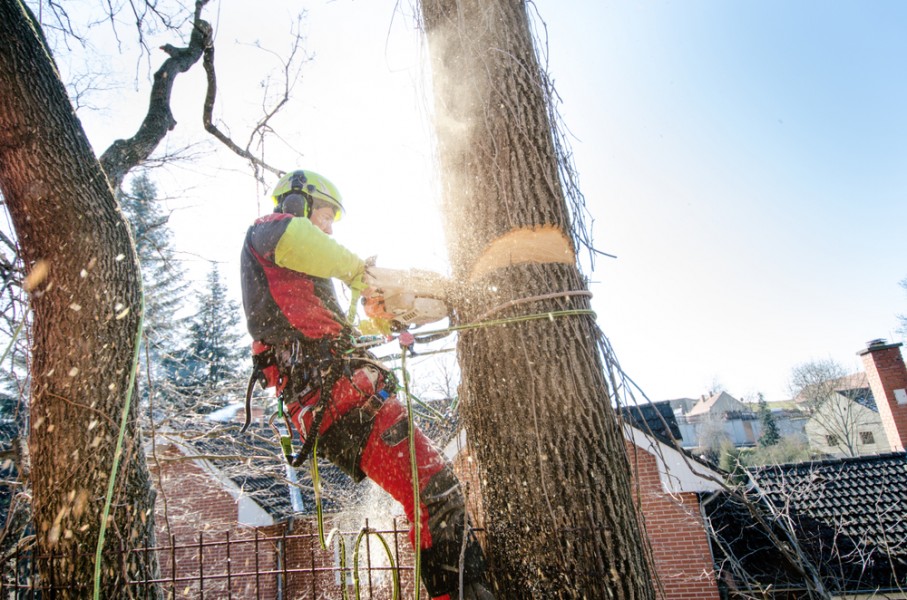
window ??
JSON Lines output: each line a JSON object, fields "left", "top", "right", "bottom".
{"left": 860, "top": 431, "right": 875, "bottom": 445}
{"left": 825, "top": 434, "right": 839, "bottom": 446}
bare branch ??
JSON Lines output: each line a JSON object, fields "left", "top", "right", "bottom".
{"left": 98, "top": 2, "right": 214, "bottom": 189}
{"left": 201, "top": 45, "right": 281, "bottom": 179}
{"left": 201, "top": 13, "right": 312, "bottom": 182}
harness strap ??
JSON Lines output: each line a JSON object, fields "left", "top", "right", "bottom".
{"left": 241, "top": 343, "right": 279, "bottom": 433}
{"left": 244, "top": 337, "right": 397, "bottom": 469}
{"left": 241, "top": 373, "right": 258, "bottom": 434}
{"left": 288, "top": 361, "right": 342, "bottom": 467}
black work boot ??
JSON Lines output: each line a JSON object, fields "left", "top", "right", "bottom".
{"left": 425, "top": 579, "right": 495, "bottom": 600}
{"left": 419, "top": 467, "right": 492, "bottom": 599}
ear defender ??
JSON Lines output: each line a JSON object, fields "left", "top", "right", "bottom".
{"left": 275, "top": 192, "right": 312, "bottom": 217}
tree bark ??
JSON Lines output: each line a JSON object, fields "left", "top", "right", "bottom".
{"left": 0, "top": 1, "right": 158, "bottom": 594}
{"left": 419, "top": 1, "right": 656, "bottom": 597}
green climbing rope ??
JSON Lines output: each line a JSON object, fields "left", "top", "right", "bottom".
{"left": 0, "top": 316, "right": 25, "bottom": 367}
{"left": 401, "top": 346, "right": 422, "bottom": 600}
{"left": 93, "top": 296, "right": 145, "bottom": 600}
{"left": 355, "top": 308, "right": 597, "bottom": 350}
{"left": 353, "top": 526, "right": 401, "bottom": 600}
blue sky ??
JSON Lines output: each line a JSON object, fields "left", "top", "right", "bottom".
{"left": 536, "top": 1, "right": 907, "bottom": 400}
{"left": 70, "top": 1, "right": 907, "bottom": 402}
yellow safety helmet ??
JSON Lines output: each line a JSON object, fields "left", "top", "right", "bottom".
{"left": 272, "top": 170, "right": 344, "bottom": 221}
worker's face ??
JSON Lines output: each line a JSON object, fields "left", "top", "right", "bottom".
{"left": 310, "top": 199, "right": 337, "bottom": 235}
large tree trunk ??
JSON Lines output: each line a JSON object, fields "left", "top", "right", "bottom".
{"left": 419, "top": 1, "right": 656, "bottom": 597}
{"left": 0, "top": 1, "right": 158, "bottom": 595}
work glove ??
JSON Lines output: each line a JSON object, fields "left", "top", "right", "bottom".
{"left": 359, "top": 317, "right": 393, "bottom": 336}
{"left": 358, "top": 294, "right": 395, "bottom": 336}
{"left": 348, "top": 256, "right": 377, "bottom": 294}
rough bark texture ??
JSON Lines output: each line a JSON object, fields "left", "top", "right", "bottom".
{"left": 0, "top": 1, "right": 158, "bottom": 595}
{"left": 419, "top": 1, "right": 657, "bottom": 597}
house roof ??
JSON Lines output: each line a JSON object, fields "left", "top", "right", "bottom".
{"left": 832, "top": 372, "right": 870, "bottom": 392}
{"left": 686, "top": 391, "right": 747, "bottom": 417}
{"left": 837, "top": 386, "right": 878, "bottom": 411}
{"left": 794, "top": 372, "right": 875, "bottom": 410}
{"left": 750, "top": 453, "right": 907, "bottom": 557}
{"left": 618, "top": 401, "right": 682, "bottom": 446}
{"left": 176, "top": 421, "right": 366, "bottom": 518}
{"left": 166, "top": 399, "right": 461, "bottom": 521}
{"left": 706, "top": 452, "right": 907, "bottom": 595}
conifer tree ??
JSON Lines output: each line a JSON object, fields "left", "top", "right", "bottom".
{"left": 164, "top": 264, "right": 244, "bottom": 412}
{"left": 758, "top": 392, "right": 781, "bottom": 447}
{"left": 119, "top": 173, "right": 188, "bottom": 364}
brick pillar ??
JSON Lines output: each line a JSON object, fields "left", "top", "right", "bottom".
{"left": 625, "top": 440, "right": 721, "bottom": 600}
{"left": 858, "top": 340, "right": 907, "bottom": 452}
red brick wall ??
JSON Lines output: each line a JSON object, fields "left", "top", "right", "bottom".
{"left": 860, "top": 343, "right": 907, "bottom": 452}
{"left": 150, "top": 444, "right": 281, "bottom": 597}
{"left": 625, "top": 440, "right": 720, "bottom": 600}
{"left": 149, "top": 443, "right": 423, "bottom": 598}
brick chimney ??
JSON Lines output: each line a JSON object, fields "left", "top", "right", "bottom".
{"left": 858, "top": 339, "right": 907, "bottom": 452}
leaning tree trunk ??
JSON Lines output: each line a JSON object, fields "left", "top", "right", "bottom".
{"left": 419, "top": 1, "right": 657, "bottom": 598}
{"left": 0, "top": 1, "right": 158, "bottom": 595}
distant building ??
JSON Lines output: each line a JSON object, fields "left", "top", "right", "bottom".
{"left": 802, "top": 379, "right": 886, "bottom": 457}
{"left": 800, "top": 338, "right": 907, "bottom": 458}
{"left": 674, "top": 391, "right": 760, "bottom": 449}
{"left": 671, "top": 391, "right": 808, "bottom": 451}
{"left": 705, "top": 341, "right": 907, "bottom": 598}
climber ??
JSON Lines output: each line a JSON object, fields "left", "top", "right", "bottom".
{"left": 240, "top": 169, "right": 494, "bottom": 600}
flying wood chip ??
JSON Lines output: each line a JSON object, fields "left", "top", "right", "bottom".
{"left": 23, "top": 259, "right": 49, "bottom": 292}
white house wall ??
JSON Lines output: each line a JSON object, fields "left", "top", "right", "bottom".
{"left": 626, "top": 426, "right": 724, "bottom": 495}
{"left": 804, "top": 396, "right": 887, "bottom": 457}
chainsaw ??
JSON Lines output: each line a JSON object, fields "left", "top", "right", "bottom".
{"left": 362, "top": 266, "right": 450, "bottom": 330}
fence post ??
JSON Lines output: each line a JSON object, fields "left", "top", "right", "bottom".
{"left": 254, "top": 528, "right": 261, "bottom": 600}
{"left": 310, "top": 526, "right": 317, "bottom": 598}
{"left": 226, "top": 530, "right": 232, "bottom": 600}
{"left": 47, "top": 544, "right": 55, "bottom": 595}
{"left": 198, "top": 531, "right": 205, "bottom": 599}
{"left": 170, "top": 533, "right": 177, "bottom": 599}
{"left": 281, "top": 527, "right": 288, "bottom": 600}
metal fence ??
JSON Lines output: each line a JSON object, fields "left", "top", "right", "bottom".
{"left": 0, "top": 519, "right": 423, "bottom": 599}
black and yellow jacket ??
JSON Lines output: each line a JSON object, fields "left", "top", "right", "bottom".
{"left": 241, "top": 212, "right": 366, "bottom": 344}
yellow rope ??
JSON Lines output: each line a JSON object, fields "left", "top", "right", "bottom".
{"left": 353, "top": 526, "right": 401, "bottom": 600}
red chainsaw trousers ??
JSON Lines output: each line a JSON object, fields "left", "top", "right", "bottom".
{"left": 289, "top": 366, "right": 447, "bottom": 548}
{"left": 287, "top": 364, "right": 488, "bottom": 598}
